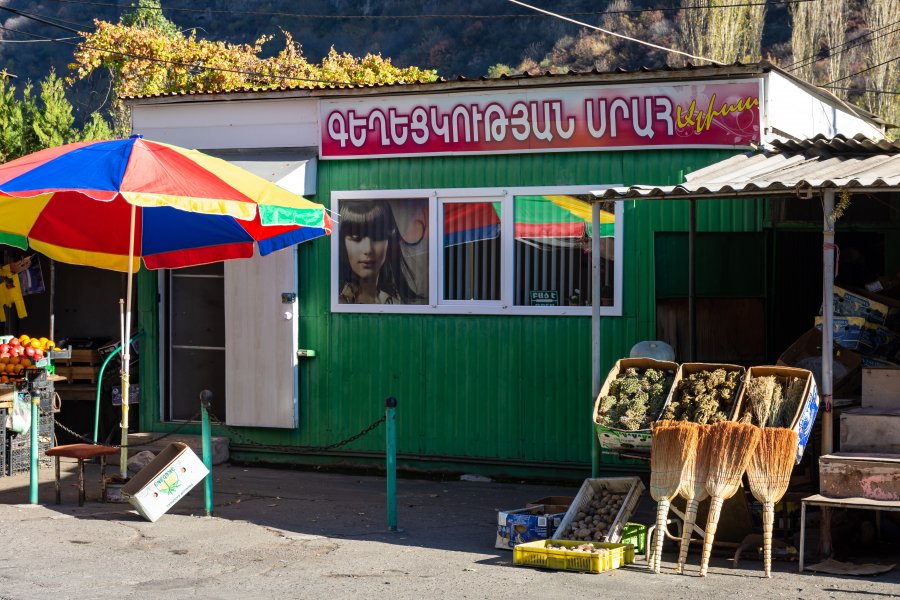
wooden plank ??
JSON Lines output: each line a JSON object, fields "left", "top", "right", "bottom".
{"left": 819, "top": 453, "right": 900, "bottom": 501}
{"left": 863, "top": 367, "right": 900, "bottom": 410}
{"left": 802, "top": 494, "right": 900, "bottom": 510}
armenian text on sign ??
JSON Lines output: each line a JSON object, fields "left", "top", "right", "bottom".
{"left": 321, "top": 80, "right": 761, "bottom": 158}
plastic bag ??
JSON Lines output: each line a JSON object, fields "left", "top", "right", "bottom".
{"left": 9, "top": 391, "right": 31, "bottom": 435}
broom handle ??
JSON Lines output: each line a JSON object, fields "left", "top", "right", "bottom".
{"left": 651, "top": 498, "right": 671, "bottom": 573}
{"left": 677, "top": 496, "right": 701, "bottom": 574}
{"left": 763, "top": 500, "right": 775, "bottom": 578}
{"left": 699, "top": 495, "right": 725, "bottom": 577}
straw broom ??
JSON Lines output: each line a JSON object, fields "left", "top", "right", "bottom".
{"left": 649, "top": 420, "right": 699, "bottom": 573}
{"left": 699, "top": 421, "right": 762, "bottom": 577}
{"left": 675, "top": 424, "right": 712, "bottom": 574}
{"left": 746, "top": 428, "right": 798, "bottom": 577}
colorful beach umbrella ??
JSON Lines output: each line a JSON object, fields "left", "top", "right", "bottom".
{"left": 442, "top": 195, "right": 613, "bottom": 247}
{"left": 0, "top": 135, "right": 332, "bottom": 476}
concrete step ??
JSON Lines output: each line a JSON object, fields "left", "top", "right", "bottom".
{"left": 106, "top": 432, "right": 229, "bottom": 466}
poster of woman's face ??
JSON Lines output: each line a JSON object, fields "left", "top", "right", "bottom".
{"left": 337, "top": 199, "right": 429, "bottom": 305}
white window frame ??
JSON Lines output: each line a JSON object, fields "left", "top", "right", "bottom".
{"left": 330, "top": 185, "right": 623, "bottom": 316}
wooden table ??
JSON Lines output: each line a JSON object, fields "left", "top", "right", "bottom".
{"left": 799, "top": 494, "right": 900, "bottom": 572}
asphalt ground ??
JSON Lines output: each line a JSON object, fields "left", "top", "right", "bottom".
{"left": 0, "top": 460, "right": 898, "bottom": 600}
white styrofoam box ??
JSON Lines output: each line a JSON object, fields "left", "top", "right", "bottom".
{"left": 840, "top": 408, "right": 900, "bottom": 454}
{"left": 122, "top": 442, "right": 209, "bottom": 522}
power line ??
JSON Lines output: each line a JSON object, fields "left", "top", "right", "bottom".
{"left": 0, "top": 23, "right": 80, "bottom": 42}
{"left": 0, "top": 36, "right": 81, "bottom": 43}
{"left": 828, "top": 86, "right": 900, "bottom": 95}
{"left": 508, "top": 0, "right": 722, "bottom": 65}
{"left": 821, "top": 55, "right": 900, "bottom": 86}
{"left": 0, "top": 5, "right": 88, "bottom": 34}
{"left": 42, "top": 0, "right": 816, "bottom": 19}
{"left": 784, "top": 21, "right": 900, "bottom": 72}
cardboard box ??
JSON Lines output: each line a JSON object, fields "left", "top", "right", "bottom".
{"left": 592, "top": 358, "right": 678, "bottom": 454}
{"left": 664, "top": 362, "right": 746, "bottom": 422}
{"left": 861, "top": 356, "right": 898, "bottom": 367}
{"left": 496, "top": 506, "right": 566, "bottom": 550}
{"left": 732, "top": 366, "right": 818, "bottom": 464}
{"left": 815, "top": 316, "right": 874, "bottom": 352}
{"left": 840, "top": 408, "right": 900, "bottom": 453}
{"left": 553, "top": 477, "right": 645, "bottom": 543}
{"left": 830, "top": 285, "right": 900, "bottom": 329}
{"left": 862, "top": 367, "right": 900, "bottom": 409}
{"left": 819, "top": 453, "right": 900, "bottom": 501}
{"left": 122, "top": 442, "right": 209, "bottom": 522}
{"left": 777, "top": 328, "right": 861, "bottom": 397}
{"left": 866, "top": 323, "right": 900, "bottom": 361}
{"left": 526, "top": 496, "right": 574, "bottom": 515}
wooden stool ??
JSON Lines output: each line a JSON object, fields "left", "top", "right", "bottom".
{"left": 45, "top": 444, "right": 119, "bottom": 506}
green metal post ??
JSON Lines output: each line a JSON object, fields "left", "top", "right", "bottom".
{"left": 385, "top": 396, "right": 397, "bottom": 531}
{"left": 200, "top": 389, "right": 214, "bottom": 517}
{"left": 29, "top": 394, "right": 39, "bottom": 504}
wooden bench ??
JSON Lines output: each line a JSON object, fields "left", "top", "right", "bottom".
{"left": 799, "top": 494, "right": 900, "bottom": 572}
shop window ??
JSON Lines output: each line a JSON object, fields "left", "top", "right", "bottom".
{"left": 331, "top": 186, "right": 622, "bottom": 316}
{"left": 335, "top": 198, "right": 429, "bottom": 306}
{"left": 513, "top": 195, "right": 612, "bottom": 308}
{"left": 441, "top": 200, "right": 502, "bottom": 302}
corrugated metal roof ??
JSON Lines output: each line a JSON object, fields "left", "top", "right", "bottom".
{"left": 124, "top": 60, "right": 766, "bottom": 100}
{"left": 594, "top": 134, "right": 900, "bottom": 200}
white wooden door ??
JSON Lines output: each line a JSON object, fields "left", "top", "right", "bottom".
{"left": 223, "top": 246, "right": 298, "bottom": 428}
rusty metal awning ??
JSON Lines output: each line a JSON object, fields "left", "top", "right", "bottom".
{"left": 594, "top": 134, "right": 900, "bottom": 201}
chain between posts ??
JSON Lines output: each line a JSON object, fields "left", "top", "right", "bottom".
{"left": 48, "top": 410, "right": 202, "bottom": 448}
{"left": 206, "top": 410, "right": 387, "bottom": 453}
{"left": 47, "top": 410, "right": 386, "bottom": 453}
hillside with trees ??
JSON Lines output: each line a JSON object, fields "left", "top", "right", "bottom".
{"left": 0, "top": 0, "right": 897, "bottom": 136}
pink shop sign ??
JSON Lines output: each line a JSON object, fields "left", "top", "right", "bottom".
{"left": 320, "top": 79, "right": 762, "bottom": 159}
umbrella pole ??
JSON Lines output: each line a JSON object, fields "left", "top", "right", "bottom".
{"left": 120, "top": 204, "right": 137, "bottom": 478}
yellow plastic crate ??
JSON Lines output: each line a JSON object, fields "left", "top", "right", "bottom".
{"left": 513, "top": 540, "right": 634, "bottom": 573}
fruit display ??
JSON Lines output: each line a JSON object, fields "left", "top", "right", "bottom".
{"left": 563, "top": 491, "right": 626, "bottom": 543}
{"left": 597, "top": 367, "right": 675, "bottom": 431}
{"left": 662, "top": 368, "right": 741, "bottom": 424}
{"left": 0, "top": 334, "right": 56, "bottom": 383}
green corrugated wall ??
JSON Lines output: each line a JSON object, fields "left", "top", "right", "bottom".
{"left": 139, "top": 149, "right": 764, "bottom": 478}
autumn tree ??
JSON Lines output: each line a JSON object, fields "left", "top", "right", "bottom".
{"left": 675, "top": 0, "right": 765, "bottom": 65}
{"left": 789, "top": 0, "right": 821, "bottom": 84}
{"left": 69, "top": 15, "right": 438, "bottom": 116}
{"left": 861, "top": 0, "right": 900, "bottom": 129}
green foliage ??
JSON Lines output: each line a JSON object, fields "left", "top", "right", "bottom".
{"left": 0, "top": 72, "right": 114, "bottom": 164}
{"left": 486, "top": 64, "right": 513, "bottom": 78}
{"left": 30, "top": 71, "right": 76, "bottom": 150}
{"left": 121, "top": 0, "right": 181, "bottom": 38}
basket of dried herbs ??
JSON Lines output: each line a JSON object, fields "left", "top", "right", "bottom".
{"left": 661, "top": 363, "right": 746, "bottom": 424}
{"left": 593, "top": 358, "right": 678, "bottom": 452}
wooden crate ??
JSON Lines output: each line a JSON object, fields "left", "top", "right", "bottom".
{"left": 57, "top": 365, "right": 99, "bottom": 384}
{"left": 0, "top": 384, "right": 13, "bottom": 410}
{"left": 60, "top": 349, "right": 100, "bottom": 367}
